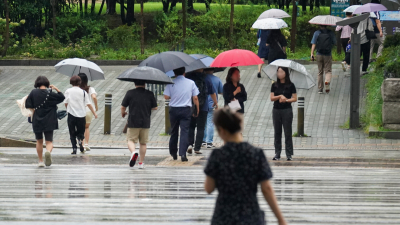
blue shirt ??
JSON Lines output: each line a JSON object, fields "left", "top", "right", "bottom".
{"left": 201, "top": 76, "right": 215, "bottom": 111}
{"left": 205, "top": 74, "right": 223, "bottom": 110}
{"left": 311, "top": 29, "right": 336, "bottom": 56}
{"left": 164, "top": 75, "right": 199, "bottom": 107}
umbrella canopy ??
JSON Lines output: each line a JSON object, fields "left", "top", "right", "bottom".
{"left": 353, "top": 3, "right": 387, "bottom": 14}
{"left": 361, "top": 0, "right": 399, "bottom": 11}
{"left": 210, "top": 49, "right": 264, "bottom": 68}
{"left": 138, "top": 51, "right": 197, "bottom": 73}
{"left": 343, "top": 5, "right": 362, "bottom": 12}
{"left": 165, "top": 54, "right": 225, "bottom": 77}
{"left": 54, "top": 58, "right": 105, "bottom": 81}
{"left": 309, "top": 15, "right": 343, "bottom": 26}
{"left": 263, "top": 59, "right": 316, "bottom": 89}
{"left": 257, "top": 9, "right": 291, "bottom": 20}
{"left": 117, "top": 66, "right": 174, "bottom": 85}
{"left": 252, "top": 18, "right": 288, "bottom": 30}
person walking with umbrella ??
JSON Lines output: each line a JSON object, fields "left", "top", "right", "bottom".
{"left": 270, "top": 67, "right": 297, "bottom": 161}
{"left": 121, "top": 80, "right": 158, "bottom": 169}
{"left": 336, "top": 12, "right": 353, "bottom": 71}
{"left": 266, "top": 29, "right": 288, "bottom": 64}
{"left": 257, "top": 29, "right": 271, "bottom": 78}
{"left": 164, "top": 67, "right": 200, "bottom": 162}
{"left": 64, "top": 75, "right": 98, "bottom": 155}
{"left": 223, "top": 68, "right": 247, "bottom": 114}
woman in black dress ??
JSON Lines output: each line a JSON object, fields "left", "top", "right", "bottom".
{"left": 223, "top": 68, "right": 247, "bottom": 114}
{"left": 270, "top": 67, "right": 297, "bottom": 161}
{"left": 266, "top": 29, "right": 287, "bottom": 64}
{"left": 25, "top": 76, "right": 65, "bottom": 167}
{"left": 204, "top": 107, "right": 287, "bottom": 225}
{"left": 257, "top": 29, "right": 270, "bottom": 78}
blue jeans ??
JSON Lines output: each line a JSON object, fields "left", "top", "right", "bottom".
{"left": 203, "top": 109, "right": 215, "bottom": 143}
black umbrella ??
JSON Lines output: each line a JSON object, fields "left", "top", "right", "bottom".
{"left": 117, "top": 66, "right": 174, "bottom": 85}
{"left": 138, "top": 51, "right": 197, "bottom": 73}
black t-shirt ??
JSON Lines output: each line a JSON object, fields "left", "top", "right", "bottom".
{"left": 121, "top": 88, "right": 157, "bottom": 128}
{"left": 270, "top": 82, "right": 296, "bottom": 109}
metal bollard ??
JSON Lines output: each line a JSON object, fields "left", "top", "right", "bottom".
{"left": 104, "top": 94, "right": 112, "bottom": 134}
{"left": 297, "top": 97, "right": 305, "bottom": 137}
{"left": 165, "top": 100, "right": 171, "bottom": 134}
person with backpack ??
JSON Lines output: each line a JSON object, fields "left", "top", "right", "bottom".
{"left": 369, "top": 12, "right": 384, "bottom": 62}
{"left": 186, "top": 69, "right": 217, "bottom": 155}
{"left": 311, "top": 25, "right": 336, "bottom": 94}
{"left": 266, "top": 29, "right": 287, "bottom": 64}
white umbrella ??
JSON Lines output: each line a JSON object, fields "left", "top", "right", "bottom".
{"left": 309, "top": 15, "right": 343, "bottom": 26}
{"left": 343, "top": 5, "right": 361, "bottom": 13}
{"left": 252, "top": 18, "right": 288, "bottom": 30}
{"left": 257, "top": 9, "right": 291, "bottom": 20}
{"left": 54, "top": 58, "right": 105, "bottom": 81}
{"left": 263, "top": 59, "right": 316, "bottom": 89}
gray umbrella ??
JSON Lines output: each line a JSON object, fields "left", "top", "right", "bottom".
{"left": 138, "top": 51, "right": 197, "bottom": 73}
{"left": 117, "top": 66, "right": 174, "bottom": 85}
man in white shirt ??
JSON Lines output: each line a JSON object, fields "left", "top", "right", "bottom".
{"left": 64, "top": 75, "right": 98, "bottom": 154}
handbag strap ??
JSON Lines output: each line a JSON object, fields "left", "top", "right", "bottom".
{"left": 35, "top": 89, "right": 51, "bottom": 110}
{"left": 276, "top": 40, "right": 285, "bottom": 54}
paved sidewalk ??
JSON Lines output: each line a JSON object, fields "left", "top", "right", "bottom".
{"left": 1, "top": 65, "right": 400, "bottom": 149}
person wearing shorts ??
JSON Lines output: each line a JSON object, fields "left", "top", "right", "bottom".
{"left": 121, "top": 80, "right": 157, "bottom": 169}
{"left": 26, "top": 76, "right": 65, "bottom": 167}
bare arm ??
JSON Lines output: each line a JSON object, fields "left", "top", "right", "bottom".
{"left": 164, "top": 95, "right": 170, "bottom": 100}
{"left": 88, "top": 104, "right": 98, "bottom": 119}
{"left": 65, "top": 103, "right": 68, "bottom": 108}
{"left": 210, "top": 93, "right": 218, "bottom": 109}
{"left": 193, "top": 96, "right": 199, "bottom": 117}
{"left": 376, "top": 19, "right": 383, "bottom": 37}
{"left": 286, "top": 93, "right": 297, "bottom": 103}
{"left": 204, "top": 176, "right": 216, "bottom": 194}
{"left": 152, "top": 107, "right": 158, "bottom": 110}
{"left": 311, "top": 44, "right": 316, "bottom": 60}
{"left": 261, "top": 180, "right": 287, "bottom": 225}
{"left": 121, "top": 106, "right": 128, "bottom": 118}
{"left": 270, "top": 93, "right": 284, "bottom": 102}
{"left": 92, "top": 94, "right": 98, "bottom": 111}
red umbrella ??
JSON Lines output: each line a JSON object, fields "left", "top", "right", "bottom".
{"left": 210, "top": 49, "right": 264, "bottom": 68}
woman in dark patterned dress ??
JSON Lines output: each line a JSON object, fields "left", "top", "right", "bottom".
{"left": 204, "top": 107, "right": 287, "bottom": 225}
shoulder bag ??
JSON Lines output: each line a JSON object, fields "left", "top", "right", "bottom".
{"left": 365, "top": 18, "right": 377, "bottom": 40}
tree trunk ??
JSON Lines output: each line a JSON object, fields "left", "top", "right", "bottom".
{"left": 51, "top": 0, "right": 57, "bottom": 37}
{"left": 79, "top": 0, "right": 83, "bottom": 15}
{"left": 285, "top": 0, "right": 290, "bottom": 11}
{"left": 91, "top": 0, "right": 95, "bottom": 14}
{"left": 98, "top": 0, "right": 105, "bottom": 15}
{"left": 183, "top": 0, "right": 187, "bottom": 39}
{"left": 310, "top": 0, "right": 314, "bottom": 11}
{"left": 107, "top": 0, "right": 117, "bottom": 14}
{"left": 120, "top": 0, "right": 126, "bottom": 24}
{"left": 290, "top": 0, "right": 297, "bottom": 53}
{"left": 301, "top": 0, "right": 306, "bottom": 11}
{"left": 141, "top": 1, "right": 144, "bottom": 54}
{"left": 126, "top": 0, "right": 135, "bottom": 25}
{"left": 1, "top": 0, "right": 9, "bottom": 57}
{"left": 316, "top": 0, "right": 320, "bottom": 8}
{"left": 84, "top": 0, "right": 88, "bottom": 15}
{"left": 229, "top": 0, "right": 234, "bottom": 49}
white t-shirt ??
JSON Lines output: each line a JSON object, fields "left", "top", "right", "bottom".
{"left": 86, "top": 87, "right": 97, "bottom": 113}
{"left": 64, "top": 86, "right": 91, "bottom": 118}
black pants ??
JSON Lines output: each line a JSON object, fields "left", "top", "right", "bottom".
{"left": 361, "top": 41, "right": 370, "bottom": 72}
{"left": 188, "top": 110, "right": 208, "bottom": 151}
{"left": 341, "top": 38, "right": 350, "bottom": 61}
{"left": 169, "top": 107, "right": 191, "bottom": 157}
{"left": 345, "top": 52, "right": 350, "bottom": 65}
{"left": 67, "top": 113, "right": 86, "bottom": 149}
{"left": 272, "top": 108, "right": 293, "bottom": 156}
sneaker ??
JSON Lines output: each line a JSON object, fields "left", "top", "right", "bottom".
{"left": 194, "top": 150, "right": 202, "bottom": 154}
{"left": 272, "top": 155, "right": 281, "bottom": 160}
{"left": 78, "top": 140, "right": 85, "bottom": 153}
{"left": 129, "top": 152, "right": 139, "bottom": 167}
{"left": 207, "top": 143, "right": 215, "bottom": 148}
{"left": 201, "top": 142, "right": 207, "bottom": 147}
{"left": 361, "top": 71, "right": 369, "bottom": 76}
{"left": 138, "top": 162, "right": 145, "bottom": 169}
{"left": 318, "top": 89, "right": 323, "bottom": 94}
{"left": 38, "top": 162, "right": 45, "bottom": 167}
{"left": 287, "top": 156, "right": 293, "bottom": 161}
{"left": 257, "top": 72, "right": 261, "bottom": 78}
{"left": 187, "top": 145, "right": 193, "bottom": 154}
{"left": 85, "top": 144, "right": 91, "bottom": 151}
{"left": 325, "top": 82, "right": 330, "bottom": 94}
{"left": 341, "top": 61, "right": 347, "bottom": 72}
{"left": 44, "top": 151, "right": 52, "bottom": 167}
{"left": 71, "top": 148, "right": 77, "bottom": 155}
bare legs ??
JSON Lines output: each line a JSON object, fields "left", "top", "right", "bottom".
{"left": 258, "top": 58, "right": 265, "bottom": 73}
{"left": 36, "top": 139, "right": 53, "bottom": 162}
{"left": 84, "top": 123, "right": 90, "bottom": 145}
{"left": 127, "top": 141, "right": 147, "bottom": 163}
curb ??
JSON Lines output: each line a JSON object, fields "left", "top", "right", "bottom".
{"left": 369, "top": 125, "right": 400, "bottom": 139}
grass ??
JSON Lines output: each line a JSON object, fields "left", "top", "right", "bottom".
{"left": 159, "top": 132, "right": 170, "bottom": 136}
{"left": 339, "top": 118, "right": 350, "bottom": 129}
{"left": 292, "top": 132, "right": 309, "bottom": 137}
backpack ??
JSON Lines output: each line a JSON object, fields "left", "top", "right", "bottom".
{"left": 187, "top": 72, "right": 208, "bottom": 108}
{"left": 316, "top": 29, "right": 332, "bottom": 55}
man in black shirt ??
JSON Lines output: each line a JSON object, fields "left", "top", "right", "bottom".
{"left": 121, "top": 80, "right": 158, "bottom": 168}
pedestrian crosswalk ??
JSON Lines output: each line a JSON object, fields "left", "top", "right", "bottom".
{"left": 0, "top": 165, "right": 399, "bottom": 224}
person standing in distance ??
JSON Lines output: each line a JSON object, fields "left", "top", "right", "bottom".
{"left": 270, "top": 67, "right": 297, "bottom": 161}
{"left": 164, "top": 67, "right": 200, "bottom": 162}
{"left": 310, "top": 25, "right": 336, "bottom": 94}
{"left": 223, "top": 68, "right": 247, "bottom": 114}
{"left": 121, "top": 80, "right": 158, "bottom": 169}
{"left": 64, "top": 76, "right": 98, "bottom": 155}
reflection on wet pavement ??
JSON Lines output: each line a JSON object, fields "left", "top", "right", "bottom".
{"left": 0, "top": 166, "right": 399, "bottom": 224}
